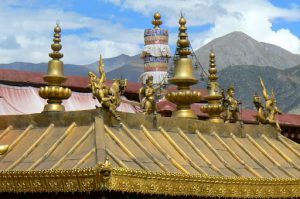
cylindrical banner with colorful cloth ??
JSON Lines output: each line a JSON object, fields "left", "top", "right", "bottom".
{"left": 139, "top": 12, "right": 171, "bottom": 85}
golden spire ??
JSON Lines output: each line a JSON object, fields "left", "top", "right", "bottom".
{"left": 177, "top": 15, "right": 191, "bottom": 58}
{"left": 152, "top": 12, "right": 162, "bottom": 28}
{"left": 200, "top": 50, "right": 224, "bottom": 123}
{"left": 39, "top": 23, "right": 72, "bottom": 112}
{"left": 166, "top": 15, "right": 201, "bottom": 119}
{"left": 208, "top": 50, "right": 218, "bottom": 82}
{"left": 49, "top": 23, "right": 63, "bottom": 60}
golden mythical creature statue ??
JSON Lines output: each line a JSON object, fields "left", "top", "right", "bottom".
{"left": 253, "top": 78, "right": 282, "bottom": 131}
{"left": 88, "top": 55, "right": 127, "bottom": 121}
{"left": 222, "top": 85, "right": 241, "bottom": 123}
{"left": 139, "top": 75, "right": 157, "bottom": 115}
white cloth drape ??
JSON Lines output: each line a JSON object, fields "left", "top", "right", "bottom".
{"left": 141, "top": 44, "right": 171, "bottom": 58}
{"left": 0, "top": 84, "right": 138, "bottom": 115}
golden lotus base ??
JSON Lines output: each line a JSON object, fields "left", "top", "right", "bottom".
{"left": 43, "top": 104, "right": 65, "bottom": 112}
{"left": 171, "top": 109, "right": 197, "bottom": 119}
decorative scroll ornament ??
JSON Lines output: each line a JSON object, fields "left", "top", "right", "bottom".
{"left": 253, "top": 77, "right": 282, "bottom": 131}
{"left": 88, "top": 55, "right": 127, "bottom": 121}
{"left": 39, "top": 23, "right": 71, "bottom": 112}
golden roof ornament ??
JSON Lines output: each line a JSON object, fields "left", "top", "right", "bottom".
{"left": 166, "top": 15, "right": 201, "bottom": 118}
{"left": 200, "top": 50, "right": 224, "bottom": 123}
{"left": 152, "top": 12, "right": 162, "bottom": 28}
{"left": 88, "top": 55, "right": 127, "bottom": 121}
{"left": 39, "top": 23, "right": 72, "bottom": 112}
{"left": 253, "top": 77, "right": 282, "bottom": 131}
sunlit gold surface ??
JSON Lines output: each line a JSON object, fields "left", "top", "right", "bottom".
{"left": 223, "top": 86, "right": 241, "bottom": 123}
{"left": 89, "top": 55, "right": 127, "bottom": 121}
{"left": 139, "top": 75, "right": 157, "bottom": 115}
{"left": 253, "top": 78, "right": 282, "bottom": 131}
{"left": 0, "top": 145, "right": 8, "bottom": 155}
{"left": 200, "top": 51, "right": 224, "bottom": 123}
{"left": 152, "top": 12, "right": 162, "bottom": 28}
{"left": 1, "top": 111, "right": 300, "bottom": 197}
{"left": 39, "top": 24, "right": 71, "bottom": 112}
{"left": 166, "top": 16, "right": 201, "bottom": 119}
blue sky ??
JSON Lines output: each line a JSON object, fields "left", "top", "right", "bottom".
{"left": 0, "top": 0, "right": 299, "bottom": 64}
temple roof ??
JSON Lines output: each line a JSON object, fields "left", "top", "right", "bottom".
{"left": 0, "top": 109, "right": 299, "bottom": 198}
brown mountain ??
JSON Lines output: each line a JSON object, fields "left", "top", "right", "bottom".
{"left": 194, "top": 31, "right": 300, "bottom": 70}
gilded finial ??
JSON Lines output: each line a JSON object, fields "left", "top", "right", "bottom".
{"left": 208, "top": 49, "right": 218, "bottom": 81}
{"left": 166, "top": 15, "right": 201, "bottom": 119}
{"left": 39, "top": 23, "right": 71, "bottom": 112}
{"left": 200, "top": 50, "right": 224, "bottom": 123}
{"left": 49, "top": 24, "right": 63, "bottom": 60}
{"left": 152, "top": 12, "right": 162, "bottom": 28}
{"left": 177, "top": 15, "right": 191, "bottom": 58}
{"left": 99, "top": 54, "right": 104, "bottom": 68}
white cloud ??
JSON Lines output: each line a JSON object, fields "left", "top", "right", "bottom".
{"left": 1, "top": 0, "right": 300, "bottom": 65}
{"left": 109, "top": 0, "right": 300, "bottom": 54}
{"left": 0, "top": 1, "right": 143, "bottom": 64}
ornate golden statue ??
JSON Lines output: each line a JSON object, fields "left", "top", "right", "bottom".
{"left": 253, "top": 78, "right": 282, "bottom": 131}
{"left": 222, "top": 85, "right": 241, "bottom": 123}
{"left": 89, "top": 55, "right": 127, "bottom": 121}
{"left": 139, "top": 75, "right": 157, "bottom": 115}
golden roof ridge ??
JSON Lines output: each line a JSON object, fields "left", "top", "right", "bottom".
{"left": 106, "top": 148, "right": 128, "bottom": 168}
{"left": 159, "top": 126, "right": 207, "bottom": 175}
{"left": 6, "top": 123, "right": 54, "bottom": 170}
{"left": 177, "top": 128, "right": 224, "bottom": 176}
{"left": 120, "top": 123, "right": 168, "bottom": 172}
{"left": 104, "top": 124, "right": 149, "bottom": 170}
{"left": 262, "top": 134, "right": 300, "bottom": 172}
{"left": 230, "top": 133, "right": 278, "bottom": 178}
{"left": 0, "top": 124, "right": 33, "bottom": 160}
{"left": 278, "top": 135, "right": 300, "bottom": 159}
{"left": 212, "top": 132, "right": 262, "bottom": 178}
{"left": 51, "top": 124, "right": 94, "bottom": 169}
{"left": 0, "top": 125, "right": 13, "bottom": 140}
{"left": 73, "top": 148, "right": 96, "bottom": 169}
{"left": 141, "top": 124, "right": 189, "bottom": 174}
{"left": 195, "top": 129, "right": 241, "bottom": 176}
{"left": 27, "top": 122, "right": 77, "bottom": 170}
{"left": 246, "top": 134, "right": 295, "bottom": 178}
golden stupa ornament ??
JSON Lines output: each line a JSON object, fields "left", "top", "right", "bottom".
{"left": 166, "top": 16, "right": 201, "bottom": 119}
{"left": 200, "top": 50, "right": 224, "bottom": 123}
{"left": 39, "top": 24, "right": 71, "bottom": 112}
